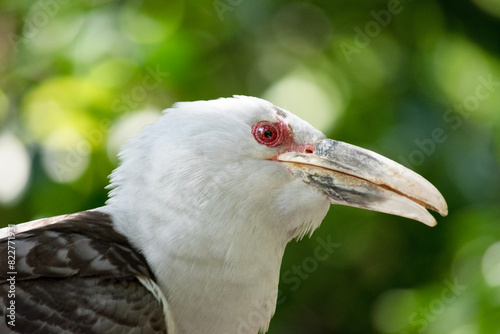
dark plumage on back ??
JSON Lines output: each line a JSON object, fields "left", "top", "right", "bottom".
{"left": 0, "top": 211, "right": 166, "bottom": 334}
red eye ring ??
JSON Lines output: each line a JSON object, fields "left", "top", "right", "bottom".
{"left": 252, "top": 121, "right": 283, "bottom": 147}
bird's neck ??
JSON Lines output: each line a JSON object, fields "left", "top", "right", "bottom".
{"left": 158, "top": 229, "right": 285, "bottom": 334}
{"left": 106, "top": 202, "right": 289, "bottom": 334}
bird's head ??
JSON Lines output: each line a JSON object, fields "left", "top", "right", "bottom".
{"left": 105, "top": 95, "right": 447, "bottom": 334}
{"left": 107, "top": 96, "right": 447, "bottom": 245}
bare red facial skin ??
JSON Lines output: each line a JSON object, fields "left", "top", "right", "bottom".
{"left": 251, "top": 117, "right": 315, "bottom": 159}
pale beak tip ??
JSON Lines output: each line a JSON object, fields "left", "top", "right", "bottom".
{"left": 422, "top": 192, "right": 447, "bottom": 226}
{"left": 432, "top": 192, "right": 448, "bottom": 217}
{"left": 440, "top": 206, "right": 449, "bottom": 217}
{"left": 427, "top": 218, "right": 438, "bottom": 227}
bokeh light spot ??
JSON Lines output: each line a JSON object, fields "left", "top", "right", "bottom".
{"left": 431, "top": 35, "right": 500, "bottom": 123}
{"left": 22, "top": 77, "right": 109, "bottom": 141}
{"left": 482, "top": 241, "right": 500, "bottom": 287}
{"left": 107, "top": 110, "right": 161, "bottom": 162}
{"left": 0, "top": 133, "right": 31, "bottom": 204}
{"left": 119, "top": 0, "right": 184, "bottom": 44}
{"left": 472, "top": 0, "right": 500, "bottom": 19}
{"left": 88, "top": 58, "right": 138, "bottom": 88}
{"left": 120, "top": 11, "right": 168, "bottom": 44}
{"left": 27, "top": 12, "right": 84, "bottom": 54}
{"left": 42, "top": 128, "right": 91, "bottom": 184}
{"left": 263, "top": 68, "right": 341, "bottom": 132}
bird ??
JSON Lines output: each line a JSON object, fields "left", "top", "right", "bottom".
{"left": 0, "top": 96, "right": 447, "bottom": 334}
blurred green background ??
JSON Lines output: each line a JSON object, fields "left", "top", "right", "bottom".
{"left": 1, "top": 0, "right": 500, "bottom": 333}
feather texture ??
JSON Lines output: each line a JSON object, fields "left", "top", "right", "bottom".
{"left": 0, "top": 211, "right": 166, "bottom": 334}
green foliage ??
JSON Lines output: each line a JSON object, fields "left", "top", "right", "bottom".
{"left": 1, "top": 0, "right": 499, "bottom": 332}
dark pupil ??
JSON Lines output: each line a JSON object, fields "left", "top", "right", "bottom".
{"left": 264, "top": 129, "right": 274, "bottom": 138}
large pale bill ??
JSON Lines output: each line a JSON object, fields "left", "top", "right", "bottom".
{"left": 278, "top": 139, "right": 448, "bottom": 226}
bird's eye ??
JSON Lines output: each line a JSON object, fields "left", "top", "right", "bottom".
{"left": 252, "top": 121, "right": 283, "bottom": 147}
